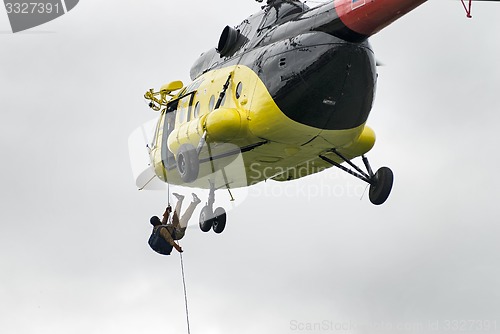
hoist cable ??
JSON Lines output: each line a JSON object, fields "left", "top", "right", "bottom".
{"left": 179, "top": 251, "right": 191, "bottom": 334}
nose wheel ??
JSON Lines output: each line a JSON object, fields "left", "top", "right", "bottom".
{"left": 199, "top": 206, "right": 214, "bottom": 232}
{"left": 199, "top": 206, "right": 227, "bottom": 233}
{"left": 212, "top": 207, "right": 227, "bottom": 234}
{"left": 199, "top": 181, "right": 228, "bottom": 233}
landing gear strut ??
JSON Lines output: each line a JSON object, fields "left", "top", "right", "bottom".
{"left": 320, "top": 150, "right": 394, "bottom": 205}
{"left": 199, "top": 181, "right": 227, "bottom": 233}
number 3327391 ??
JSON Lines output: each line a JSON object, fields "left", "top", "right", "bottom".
{"left": 5, "top": 3, "right": 60, "bottom": 14}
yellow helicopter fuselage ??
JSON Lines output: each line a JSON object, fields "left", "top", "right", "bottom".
{"left": 149, "top": 64, "right": 375, "bottom": 189}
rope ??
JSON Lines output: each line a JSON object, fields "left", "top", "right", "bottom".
{"left": 159, "top": 104, "right": 188, "bottom": 332}
{"left": 167, "top": 182, "right": 170, "bottom": 207}
{"left": 179, "top": 251, "right": 191, "bottom": 334}
{"left": 162, "top": 116, "right": 188, "bottom": 333}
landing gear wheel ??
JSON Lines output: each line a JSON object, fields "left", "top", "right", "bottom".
{"left": 199, "top": 206, "right": 214, "bottom": 232}
{"left": 177, "top": 144, "right": 199, "bottom": 183}
{"left": 369, "top": 167, "right": 394, "bottom": 205}
{"left": 212, "top": 207, "right": 227, "bottom": 234}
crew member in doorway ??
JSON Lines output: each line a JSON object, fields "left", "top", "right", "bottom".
{"left": 149, "top": 193, "right": 202, "bottom": 255}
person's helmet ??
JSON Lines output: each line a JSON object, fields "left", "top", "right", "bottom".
{"left": 150, "top": 216, "right": 161, "bottom": 226}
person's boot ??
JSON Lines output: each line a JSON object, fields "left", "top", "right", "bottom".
{"left": 173, "top": 193, "right": 184, "bottom": 201}
{"left": 192, "top": 193, "right": 201, "bottom": 204}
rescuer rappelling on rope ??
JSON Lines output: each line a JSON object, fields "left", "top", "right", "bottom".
{"left": 148, "top": 193, "right": 202, "bottom": 255}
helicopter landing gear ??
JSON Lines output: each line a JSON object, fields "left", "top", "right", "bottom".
{"left": 319, "top": 151, "right": 394, "bottom": 205}
{"left": 212, "top": 207, "right": 227, "bottom": 234}
{"left": 177, "top": 144, "right": 199, "bottom": 183}
{"left": 199, "top": 181, "right": 227, "bottom": 233}
{"left": 368, "top": 166, "right": 394, "bottom": 205}
{"left": 199, "top": 206, "right": 214, "bottom": 232}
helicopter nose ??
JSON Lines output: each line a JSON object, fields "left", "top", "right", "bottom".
{"left": 334, "top": 0, "right": 426, "bottom": 39}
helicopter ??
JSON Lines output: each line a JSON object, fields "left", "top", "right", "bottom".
{"left": 138, "top": 0, "right": 497, "bottom": 234}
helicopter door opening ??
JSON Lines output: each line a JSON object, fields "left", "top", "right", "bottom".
{"left": 161, "top": 100, "right": 178, "bottom": 170}
{"left": 161, "top": 92, "right": 197, "bottom": 170}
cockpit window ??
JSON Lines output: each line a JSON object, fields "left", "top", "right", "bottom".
{"left": 185, "top": 79, "right": 203, "bottom": 93}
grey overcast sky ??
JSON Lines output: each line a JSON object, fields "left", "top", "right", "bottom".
{"left": 1, "top": 1, "right": 500, "bottom": 334}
